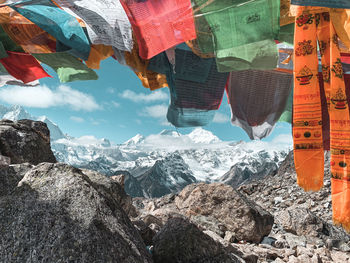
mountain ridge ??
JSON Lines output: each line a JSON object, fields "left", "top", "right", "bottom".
{"left": 0, "top": 105, "right": 292, "bottom": 197}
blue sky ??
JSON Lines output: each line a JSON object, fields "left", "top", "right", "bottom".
{"left": 0, "top": 57, "right": 292, "bottom": 144}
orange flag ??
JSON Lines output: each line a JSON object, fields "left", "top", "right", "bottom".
{"left": 329, "top": 20, "right": 350, "bottom": 232}
{"left": 293, "top": 8, "right": 324, "bottom": 191}
{"left": 293, "top": 7, "right": 350, "bottom": 231}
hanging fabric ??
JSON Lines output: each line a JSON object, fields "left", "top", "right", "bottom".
{"left": 0, "top": 24, "right": 24, "bottom": 53}
{"left": 291, "top": 0, "right": 350, "bottom": 9}
{"left": 0, "top": 56, "right": 39, "bottom": 86}
{"left": 192, "top": 0, "right": 280, "bottom": 72}
{"left": 85, "top": 45, "right": 114, "bottom": 70}
{"left": 166, "top": 44, "right": 228, "bottom": 127}
{"left": 120, "top": 0, "right": 196, "bottom": 59}
{"left": 112, "top": 47, "right": 127, "bottom": 66}
{"left": 146, "top": 51, "right": 216, "bottom": 127}
{"left": 293, "top": 7, "right": 350, "bottom": 231}
{"left": 185, "top": 38, "right": 215, "bottom": 59}
{"left": 0, "top": 50, "right": 51, "bottom": 83}
{"left": 10, "top": 0, "right": 91, "bottom": 60}
{"left": 124, "top": 35, "right": 168, "bottom": 91}
{"left": 2, "top": 23, "right": 56, "bottom": 53}
{"left": 330, "top": 9, "right": 350, "bottom": 50}
{"left": 54, "top": 0, "right": 133, "bottom": 52}
{"left": 279, "top": 88, "right": 293, "bottom": 123}
{"left": 0, "top": 6, "right": 55, "bottom": 53}
{"left": 33, "top": 52, "right": 98, "bottom": 83}
{"left": 0, "top": 41, "right": 7, "bottom": 58}
{"left": 280, "top": 0, "right": 294, "bottom": 26}
{"left": 293, "top": 9, "right": 325, "bottom": 191}
{"left": 227, "top": 70, "right": 293, "bottom": 139}
{"left": 289, "top": 6, "right": 350, "bottom": 52}
{"left": 167, "top": 105, "right": 216, "bottom": 127}
{"left": 216, "top": 40, "right": 279, "bottom": 72}
{"left": 278, "top": 23, "right": 295, "bottom": 45}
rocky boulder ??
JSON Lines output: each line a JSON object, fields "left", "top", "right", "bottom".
{"left": 135, "top": 183, "right": 274, "bottom": 243}
{"left": 0, "top": 162, "right": 152, "bottom": 263}
{"left": 0, "top": 163, "right": 33, "bottom": 196}
{"left": 0, "top": 119, "right": 56, "bottom": 164}
{"left": 175, "top": 183, "right": 274, "bottom": 243}
{"left": 276, "top": 207, "right": 350, "bottom": 250}
{"left": 152, "top": 217, "right": 243, "bottom": 263}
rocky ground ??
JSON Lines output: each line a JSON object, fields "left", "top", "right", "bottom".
{"left": 0, "top": 119, "right": 349, "bottom": 262}
{"left": 130, "top": 151, "right": 350, "bottom": 262}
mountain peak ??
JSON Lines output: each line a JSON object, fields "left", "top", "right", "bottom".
{"left": 37, "top": 115, "right": 66, "bottom": 141}
{"left": 187, "top": 128, "right": 220, "bottom": 144}
{"left": 159, "top": 129, "right": 181, "bottom": 137}
{"left": 123, "top": 134, "right": 145, "bottom": 146}
{"left": 3, "top": 105, "right": 32, "bottom": 121}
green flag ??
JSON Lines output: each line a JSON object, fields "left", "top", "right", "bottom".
{"left": 33, "top": 52, "right": 98, "bottom": 83}
{"left": 193, "top": 0, "right": 280, "bottom": 71}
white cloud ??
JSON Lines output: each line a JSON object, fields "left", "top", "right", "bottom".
{"left": 106, "top": 87, "right": 116, "bottom": 94}
{"left": 57, "top": 135, "right": 105, "bottom": 146}
{"left": 140, "top": 104, "right": 168, "bottom": 118}
{"left": 0, "top": 85, "right": 100, "bottom": 111}
{"left": 271, "top": 133, "right": 293, "bottom": 146}
{"left": 213, "top": 112, "right": 230, "bottom": 123}
{"left": 111, "top": 101, "right": 121, "bottom": 108}
{"left": 70, "top": 116, "right": 85, "bottom": 123}
{"left": 119, "top": 89, "right": 168, "bottom": 103}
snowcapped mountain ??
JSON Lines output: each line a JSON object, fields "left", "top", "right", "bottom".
{"left": 123, "top": 134, "right": 145, "bottom": 146}
{"left": 2, "top": 105, "right": 32, "bottom": 120}
{"left": 36, "top": 116, "right": 66, "bottom": 141}
{"left": 135, "top": 153, "right": 197, "bottom": 198}
{"left": 0, "top": 105, "right": 67, "bottom": 141}
{"left": 53, "top": 126, "right": 291, "bottom": 197}
{"left": 0, "top": 105, "right": 293, "bottom": 198}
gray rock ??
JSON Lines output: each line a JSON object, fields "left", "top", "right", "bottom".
{"left": 0, "top": 119, "right": 56, "bottom": 164}
{"left": 175, "top": 183, "right": 274, "bottom": 243}
{"left": 133, "top": 220, "right": 156, "bottom": 246}
{"left": 220, "top": 161, "right": 278, "bottom": 187}
{"left": 224, "top": 231, "right": 236, "bottom": 243}
{"left": 0, "top": 162, "right": 152, "bottom": 263}
{"left": 0, "top": 163, "right": 33, "bottom": 196}
{"left": 0, "top": 155, "right": 10, "bottom": 167}
{"left": 137, "top": 153, "right": 197, "bottom": 198}
{"left": 152, "top": 217, "right": 242, "bottom": 263}
{"left": 261, "top": 236, "right": 277, "bottom": 247}
{"left": 276, "top": 207, "right": 350, "bottom": 250}
{"left": 113, "top": 170, "right": 144, "bottom": 197}
{"left": 284, "top": 233, "right": 307, "bottom": 249}
{"left": 109, "top": 172, "right": 138, "bottom": 217}
{"left": 276, "top": 208, "right": 322, "bottom": 236}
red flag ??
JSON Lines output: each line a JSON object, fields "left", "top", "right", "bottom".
{"left": 120, "top": 0, "right": 196, "bottom": 59}
{"left": 0, "top": 51, "right": 51, "bottom": 83}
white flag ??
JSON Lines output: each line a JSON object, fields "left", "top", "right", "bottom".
{"left": 55, "top": 0, "right": 133, "bottom": 51}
